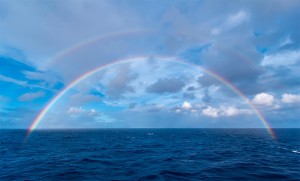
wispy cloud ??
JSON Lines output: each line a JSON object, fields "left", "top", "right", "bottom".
{"left": 212, "top": 10, "right": 249, "bottom": 35}
{"left": 0, "top": 74, "right": 27, "bottom": 86}
{"left": 281, "top": 93, "right": 300, "bottom": 104}
{"left": 18, "top": 91, "right": 45, "bottom": 102}
{"left": 261, "top": 49, "right": 300, "bottom": 67}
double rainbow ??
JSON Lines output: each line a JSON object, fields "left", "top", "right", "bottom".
{"left": 27, "top": 56, "right": 276, "bottom": 140}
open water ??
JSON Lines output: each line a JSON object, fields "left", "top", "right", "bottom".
{"left": 1, "top": 129, "right": 299, "bottom": 180}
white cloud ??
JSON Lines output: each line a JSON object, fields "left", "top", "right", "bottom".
{"left": 252, "top": 92, "right": 274, "bottom": 106}
{"left": 279, "top": 36, "right": 293, "bottom": 47}
{"left": 202, "top": 106, "right": 252, "bottom": 118}
{"left": 222, "top": 106, "right": 239, "bottom": 116}
{"left": 0, "top": 74, "right": 51, "bottom": 90}
{"left": 221, "top": 106, "right": 252, "bottom": 116}
{"left": 68, "top": 107, "right": 85, "bottom": 114}
{"left": 0, "top": 74, "right": 27, "bottom": 86}
{"left": 281, "top": 93, "right": 300, "bottom": 104}
{"left": 181, "top": 101, "right": 192, "bottom": 110}
{"left": 18, "top": 91, "right": 45, "bottom": 101}
{"left": 202, "top": 106, "right": 219, "bottom": 117}
{"left": 212, "top": 10, "right": 248, "bottom": 35}
{"left": 261, "top": 49, "right": 300, "bottom": 67}
{"left": 191, "top": 109, "right": 197, "bottom": 113}
{"left": 68, "top": 107, "right": 99, "bottom": 116}
{"left": 89, "top": 109, "right": 97, "bottom": 115}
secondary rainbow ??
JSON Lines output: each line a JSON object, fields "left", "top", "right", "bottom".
{"left": 43, "top": 29, "right": 153, "bottom": 69}
{"left": 27, "top": 56, "right": 276, "bottom": 140}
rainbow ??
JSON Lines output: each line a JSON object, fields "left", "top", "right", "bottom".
{"left": 26, "top": 56, "right": 276, "bottom": 140}
{"left": 42, "top": 29, "right": 153, "bottom": 69}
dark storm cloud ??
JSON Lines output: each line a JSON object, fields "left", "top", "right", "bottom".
{"left": 146, "top": 77, "right": 185, "bottom": 94}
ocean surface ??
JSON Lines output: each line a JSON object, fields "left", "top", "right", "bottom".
{"left": 1, "top": 129, "right": 299, "bottom": 180}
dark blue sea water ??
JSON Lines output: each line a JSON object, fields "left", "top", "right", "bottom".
{"left": 1, "top": 129, "right": 299, "bottom": 180}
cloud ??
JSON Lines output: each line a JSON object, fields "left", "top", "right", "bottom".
{"left": 202, "top": 106, "right": 252, "bottom": 118}
{"left": 128, "top": 102, "right": 137, "bottom": 109}
{"left": 222, "top": 106, "right": 251, "bottom": 117}
{"left": 68, "top": 107, "right": 84, "bottom": 114}
{"left": 261, "top": 49, "right": 300, "bottom": 67}
{"left": 89, "top": 109, "right": 96, "bottom": 115}
{"left": 183, "top": 92, "right": 195, "bottom": 99}
{"left": 181, "top": 101, "right": 192, "bottom": 110}
{"left": 279, "top": 35, "right": 293, "bottom": 47}
{"left": 147, "top": 104, "right": 165, "bottom": 112}
{"left": 1, "top": 1, "right": 300, "bottom": 128}
{"left": 105, "top": 64, "right": 138, "bottom": 98}
{"left": 18, "top": 91, "right": 45, "bottom": 101}
{"left": 94, "top": 114, "right": 119, "bottom": 123}
{"left": 69, "top": 93, "right": 101, "bottom": 106}
{"left": 202, "top": 106, "right": 219, "bottom": 117}
{"left": 0, "top": 0, "right": 140, "bottom": 67}
{"left": 281, "top": 93, "right": 300, "bottom": 104}
{"left": 212, "top": 10, "right": 249, "bottom": 35}
{"left": 252, "top": 92, "right": 274, "bottom": 106}
{"left": 68, "top": 106, "right": 97, "bottom": 115}
{"left": 147, "top": 77, "right": 185, "bottom": 94}
{"left": 0, "top": 73, "right": 55, "bottom": 90}
{"left": 23, "top": 70, "right": 62, "bottom": 89}
{"left": 0, "top": 74, "right": 27, "bottom": 86}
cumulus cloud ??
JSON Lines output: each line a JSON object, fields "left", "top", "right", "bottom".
{"left": 202, "top": 106, "right": 219, "bottom": 117}
{"left": 18, "top": 91, "right": 45, "bottom": 101}
{"left": 89, "top": 109, "right": 96, "bottom": 115}
{"left": 222, "top": 106, "right": 252, "bottom": 117}
{"left": 281, "top": 93, "right": 300, "bottom": 104}
{"left": 252, "top": 93, "right": 274, "bottom": 106}
{"left": 68, "top": 106, "right": 97, "bottom": 115}
{"left": 146, "top": 77, "right": 185, "bottom": 94}
{"left": 68, "top": 107, "right": 85, "bottom": 114}
{"left": 261, "top": 49, "right": 300, "bottom": 67}
{"left": 202, "top": 106, "right": 252, "bottom": 118}
{"left": 181, "top": 101, "right": 192, "bottom": 110}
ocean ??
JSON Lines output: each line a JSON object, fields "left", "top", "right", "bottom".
{"left": 1, "top": 129, "right": 299, "bottom": 180}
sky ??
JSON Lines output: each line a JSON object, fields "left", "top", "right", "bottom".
{"left": 0, "top": 0, "right": 299, "bottom": 129}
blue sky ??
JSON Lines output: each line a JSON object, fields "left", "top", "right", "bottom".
{"left": 0, "top": 0, "right": 299, "bottom": 129}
